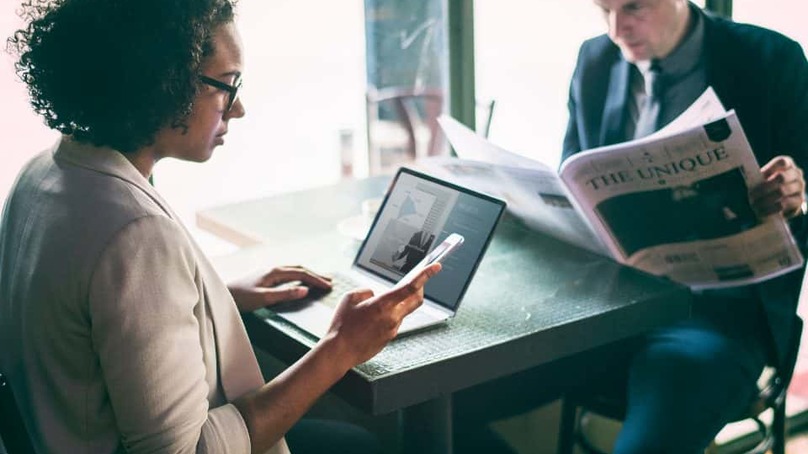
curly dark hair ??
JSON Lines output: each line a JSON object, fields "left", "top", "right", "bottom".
{"left": 7, "top": 0, "right": 236, "bottom": 153}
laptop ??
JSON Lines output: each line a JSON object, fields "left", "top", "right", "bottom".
{"left": 270, "top": 167, "right": 506, "bottom": 338}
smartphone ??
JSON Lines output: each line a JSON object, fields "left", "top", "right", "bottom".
{"left": 395, "top": 233, "right": 465, "bottom": 287}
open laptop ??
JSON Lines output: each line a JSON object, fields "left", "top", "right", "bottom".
{"left": 270, "top": 167, "right": 506, "bottom": 338}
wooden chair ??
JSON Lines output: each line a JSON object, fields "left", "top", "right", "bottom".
{"left": 366, "top": 86, "right": 444, "bottom": 175}
{"left": 365, "top": 86, "right": 498, "bottom": 175}
{"left": 0, "top": 372, "right": 35, "bottom": 454}
{"left": 557, "top": 317, "right": 803, "bottom": 454}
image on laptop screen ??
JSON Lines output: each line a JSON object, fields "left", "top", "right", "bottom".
{"left": 355, "top": 168, "right": 505, "bottom": 311}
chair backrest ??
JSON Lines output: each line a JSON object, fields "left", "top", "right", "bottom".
{"left": 752, "top": 275, "right": 808, "bottom": 418}
{"left": 366, "top": 86, "right": 445, "bottom": 175}
{"left": 744, "top": 316, "right": 803, "bottom": 419}
{"left": 724, "top": 313, "right": 801, "bottom": 454}
{"left": 0, "top": 372, "right": 35, "bottom": 454}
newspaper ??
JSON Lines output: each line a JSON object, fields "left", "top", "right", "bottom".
{"left": 419, "top": 88, "right": 803, "bottom": 289}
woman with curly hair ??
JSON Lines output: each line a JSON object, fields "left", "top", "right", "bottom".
{"left": 0, "top": 0, "right": 440, "bottom": 452}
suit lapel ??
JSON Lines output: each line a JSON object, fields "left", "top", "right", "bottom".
{"left": 702, "top": 14, "right": 737, "bottom": 114}
{"left": 599, "top": 58, "right": 631, "bottom": 147}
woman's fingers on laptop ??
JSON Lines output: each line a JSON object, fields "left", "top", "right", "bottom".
{"left": 260, "top": 266, "right": 332, "bottom": 290}
{"left": 229, "top": 282, "right": 311, "bottom": 312}
{"left": 228, "top": 265, "right": 333, "bottom": 311}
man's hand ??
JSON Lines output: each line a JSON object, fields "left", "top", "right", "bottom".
{"left": 324, "top": 262, "right": 442, "bottom": 368}
{"left": 749, "top": 156, "right": 806, "bottom": 219}
{"left": 228, "top": 265, "right": 332, "bottom": 312}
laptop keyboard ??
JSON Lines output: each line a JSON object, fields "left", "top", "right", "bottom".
{"left": 274, "top": 272, "right": 444, "bottom": 337}
{"left": 303, "top": 273, "right": 359, "bottom": 309}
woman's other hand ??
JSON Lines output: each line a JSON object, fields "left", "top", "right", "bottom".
{"left": 228, "top": 265, "right": 332, "bottom": 312}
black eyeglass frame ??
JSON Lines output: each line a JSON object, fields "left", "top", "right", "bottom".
{"left": 199, "top": 74, "right": 242, "bottom": 112}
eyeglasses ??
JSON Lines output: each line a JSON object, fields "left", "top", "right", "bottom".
{"left": 199, "top": 74, "right": 242, "bottom": 112}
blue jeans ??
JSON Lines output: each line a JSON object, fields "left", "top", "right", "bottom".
{"left": 453, "top": 291, "right": 772, "bottom": 454}
{"left": 613, "top": 292, "right": 768, "bottom": 454}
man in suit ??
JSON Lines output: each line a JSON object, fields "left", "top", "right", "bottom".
{"left": 563, "top": 0, "right": 808, "bottom": 451}
{"left": 393, "top": 230, "right": 435, "bottom": 273}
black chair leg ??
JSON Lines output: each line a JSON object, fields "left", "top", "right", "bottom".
{"left": 557, "top": 397, "right": 577, "bottom": 454}
{"left": 772, "top": 398, "right": 787, "bottom": 454}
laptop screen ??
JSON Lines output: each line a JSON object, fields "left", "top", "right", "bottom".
{"left": 354, "top": 168, "right": 506, "bottom": 310}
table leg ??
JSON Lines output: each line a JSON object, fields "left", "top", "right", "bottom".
{"left": 401, "top": 394, "right": 453, "bottom": 454}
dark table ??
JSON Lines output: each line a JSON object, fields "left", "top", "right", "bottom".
{"left": 199, "top": 175, "right": 692, "bottom": 454}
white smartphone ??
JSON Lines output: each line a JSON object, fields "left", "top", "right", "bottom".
{"left": 395, "top": 233, "right": 465, "bottom": 287}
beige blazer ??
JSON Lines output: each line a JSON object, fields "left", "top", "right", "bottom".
{"left": 0, "top": 138, "right": 289, "bottom": 453}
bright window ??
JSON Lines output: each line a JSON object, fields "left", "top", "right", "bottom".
{"left": 155, "top": 1, "right": 368, "bottom": 237}
{"left": 0, "top": 2, "right": 368, "bottom": 253}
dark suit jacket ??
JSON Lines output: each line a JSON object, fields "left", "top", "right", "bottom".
{"left": 562, "top": 7, "right": 808, "bottom": 366}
